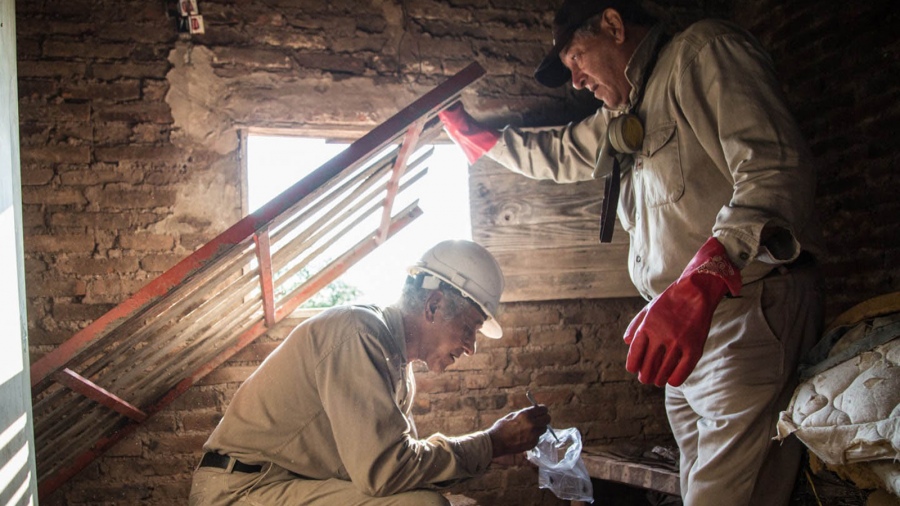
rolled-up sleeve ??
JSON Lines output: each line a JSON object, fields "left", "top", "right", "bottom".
{"left": 675, "top": 30, "right": 818, "bottom": 266}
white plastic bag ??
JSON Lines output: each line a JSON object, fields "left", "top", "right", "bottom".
{"left": 526, "top": 426, "right": 594, "bottom": 503}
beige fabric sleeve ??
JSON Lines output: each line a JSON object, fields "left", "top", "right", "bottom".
{"left": 487, "top": 108, "right": 612, "bottom": 184}
{"left": 316, "top": 328, "right": 493, "bottom": 496}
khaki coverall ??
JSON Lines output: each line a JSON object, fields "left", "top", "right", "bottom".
{"left": 487, "top": 20, "right": 825, "bottom": 506}
{"left": 189, "top": 305, "right": 493, "bottom": 505}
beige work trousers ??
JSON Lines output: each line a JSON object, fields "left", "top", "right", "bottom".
{"left": 666, "top": 263, "right": 823, "bottom": 506}
{"left": 189, "top": 462, "right": 450, "bottom": 506}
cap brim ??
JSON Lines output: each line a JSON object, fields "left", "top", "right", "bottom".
{"left": 534, "top": 29, "right": 576, "bottom": 88}
{"left": 534, "top": 56, "right": 570, "bottom": 88}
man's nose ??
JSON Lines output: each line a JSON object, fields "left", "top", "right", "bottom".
{"left": 463, "top": 338, "right": 476, "bottom": 356}
{"left": 571, "top": 68, "right": 586, "bottom": 90}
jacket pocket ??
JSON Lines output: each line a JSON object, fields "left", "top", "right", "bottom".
{"left": 638, "top": 121, "right": 684, "bottom": 207}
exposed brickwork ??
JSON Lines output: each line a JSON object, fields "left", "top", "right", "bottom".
{"left": 16, "top": 0, "right": 896, "bottom": 504}
{"left": 734, "top": 0, "right": 900, "bottom": 319}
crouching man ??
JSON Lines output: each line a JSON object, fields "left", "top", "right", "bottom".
{"left": 189, "top": 240, "right": 551, "bottom": 505}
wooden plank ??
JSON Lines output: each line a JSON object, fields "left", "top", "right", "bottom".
{"left": 34, "top": 394, "right": 99, "bottom": 458}
{"left": 502, "top": 269, "right": 638, "bottom": 301}
{"left": 579, "top": 445, "right": 680, "bottom": 497}
{"left": 469, "top": 165, "right": 629, "bottom": 250}
{"left": 494, "top": 244, "right": 638, "bottom": 300}
{"left": 254, "top": 229, "right": 276, "bottom": 327}
{"left": 267, "top": 145, "right": 396, "bottom": 252}
{"left": 102, "top": 268, "right": 259, "bottom": 393}
{"left": 470, "top": 175, "right": 606, "bottom": 227}
{"left": 379, "top": 118, "right": 424, "bottom": 243}
{"left": 120, "top": 293, "right": 264, "bottom": 402}
{"left": 492, "top": 244, "right": 630, "bottom": 274}
{"left": 468, "top": 139, "right": 635, "bottom": 301}
{"left": 38, "top": 410, "right": 121, "bottom": 481}
{"left": 473, "top": 220, "right": 627, "bottom": 251}
{"left": 477, "top": 234, "right": 635, "bottom": 301}
{"left": 270, "top": 162, "right": 428, "bottom": 285}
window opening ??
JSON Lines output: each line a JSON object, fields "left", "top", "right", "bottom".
{"left": 246, "top": 134, "right": 472, "bottom": 307}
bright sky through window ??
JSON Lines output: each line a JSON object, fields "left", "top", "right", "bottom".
{"left": 247, "top": 135, "right": 472, "bottom": 306}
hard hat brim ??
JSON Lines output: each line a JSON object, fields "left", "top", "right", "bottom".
{"left": 480, "top": 318, "right": 502, "bottom": 339}
{"left": 408, "top": 267, "right": 503, "bottom": 339}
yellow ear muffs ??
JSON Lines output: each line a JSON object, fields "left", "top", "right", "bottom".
{"left": 608, "top": 113, "right": 644, "bottom": 154}
{"left": 591, "top": 113, "right": 643, "bottom": 179}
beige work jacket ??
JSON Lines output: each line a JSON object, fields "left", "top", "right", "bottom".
{"left": 488, "top": 20, "right": 824, "bottom": 300}
{"left": 203, "top": 305, "right": 493, "bottom": 496}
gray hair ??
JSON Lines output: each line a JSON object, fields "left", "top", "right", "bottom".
{"left": 399, "top": 274, "right": 473, "bottom": 322}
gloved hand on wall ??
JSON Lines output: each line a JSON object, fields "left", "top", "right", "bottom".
{"left": 438, "top": 102, "right": 500, "bottom": 164}
{"left": 624, "top": 237, "right": 742, "bottom": 387}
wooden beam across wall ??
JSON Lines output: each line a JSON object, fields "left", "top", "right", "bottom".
{"left": 471, "top": 159, "right": 638, "bottom": 301}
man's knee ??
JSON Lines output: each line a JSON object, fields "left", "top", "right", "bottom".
{"left": 389, "top": 490, "right": 450, "bottom": 506}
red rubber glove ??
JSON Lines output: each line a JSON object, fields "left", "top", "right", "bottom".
{"left": 624, "top": 237, "right": 742, "bottom": 387}
{"left": 438, "top": 102, "right": 500, "bottom": 164}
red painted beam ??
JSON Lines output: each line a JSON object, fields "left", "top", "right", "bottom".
{"left": 378, "top": 118, "right": 424, "bottom": 244}
{"left": 30, "top": 62, "right": 485, "bottom": 388}
{"left": 253, "top": 229, "right": 276, "bottom": 327}
{"left": 278, "top": 204, "right": 423, "bottom": 320}
{"left": 54, "top": 368, "right": 147, "bottom": 422}
{"left": 36, "top": 206, "right": 423, "bottom": 500}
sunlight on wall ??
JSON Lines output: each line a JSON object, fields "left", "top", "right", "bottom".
{"left": 247, "top": 135, "right": 472, "bottom": 306}
{"left": 0, "top": 207, "right": 24, "bottom": 386}
{"left": 0, "top": 414, "right": 32, "bottom": 505}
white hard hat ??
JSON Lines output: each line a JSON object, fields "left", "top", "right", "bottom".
{"left": 408, "top": 240, "right": 505, "bottom": 338}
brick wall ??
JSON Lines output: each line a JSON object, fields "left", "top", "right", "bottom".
{"left": 734, "top": 0, "right": 900, "bottom": 319}
{"left": 18, "top": 0, "right": 896, "bottom": 504}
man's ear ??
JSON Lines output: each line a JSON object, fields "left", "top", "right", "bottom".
{"left": 601, "top": 8, "right": 626, "bottom": 44}
{"left": 425, "top": 290, "right": 443, "bottom": 323}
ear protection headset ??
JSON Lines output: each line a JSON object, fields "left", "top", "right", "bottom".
{"left": 593, "top": 113, "right": 643, "bottom": 243}
{"left": 592, "top": 32, "right": 670, "bottom": 243}
{"left": 592, "top": 113, "right": 644, "bottom": 178}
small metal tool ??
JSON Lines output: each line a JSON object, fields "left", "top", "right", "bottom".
{"left": 526, "top": 389, "right": 560, "bottom": 443}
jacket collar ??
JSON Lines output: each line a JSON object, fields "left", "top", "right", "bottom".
{"left": 623, "top": 24, "right": 668, "bottom": 113}
{"left": 382, "top": 305, "right": 408, "bottom": 363}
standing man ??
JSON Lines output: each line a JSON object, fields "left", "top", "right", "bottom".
{"left": 440, "top": 1, "right": 825, "bottom": 505}
{"left": 189, "top": 240, "right": 550, "bottom": 505}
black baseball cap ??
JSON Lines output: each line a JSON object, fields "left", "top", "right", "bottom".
{"left": 534, "top": 0, "right": 625, "bottom": 88}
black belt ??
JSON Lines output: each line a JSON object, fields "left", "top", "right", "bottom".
{"left": 199, "top": 452, "right": 263, "bottom": 473}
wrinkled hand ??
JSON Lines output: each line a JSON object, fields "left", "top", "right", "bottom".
{"left": 437, "top": 101, "right": 500, "bottom": 164}
{"left": 624, "top": 237, "right": 742, "bottom": 387}
{"left": 487, "top": 405, "right": 551, "bottom": 458}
